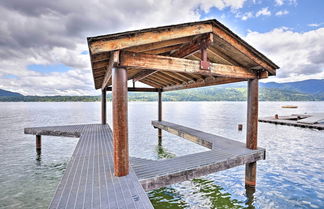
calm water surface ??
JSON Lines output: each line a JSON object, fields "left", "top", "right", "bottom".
{"left": 0, "top": 101, "right": 323, "bottom": 209}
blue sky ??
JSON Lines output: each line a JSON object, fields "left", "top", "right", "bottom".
{"left": 199, "top": 0, "right": 324, "bottom": 34}
{"left": 0, "top": 0, "right": 323, "bottom": 95}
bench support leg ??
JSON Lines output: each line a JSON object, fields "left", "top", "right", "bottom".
{"left": 36, "top": 135, "right": 41, "bottom": 155}
{"left": 245, "top": 78, "right": 258, "bottom": 187}
{"left": 112, "top": 67, "right": 129, "bottom": 177}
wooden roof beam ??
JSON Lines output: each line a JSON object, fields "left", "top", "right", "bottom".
{"left": 169, "top": 33, "right": 213, "bottom": 58}
{"left": 89, "top": 24, "right": 213, "bottom": 54}
{"left": 101, "top": 51, "right": 119, "bottom": 90}
{"left": 163, "top": 77, "right": 246, "bottom": 91}
{"left": 212, "top": 27, "right": 276, "bottom": 75}
{"left": 120, "top": 51, "right": 257, "bottom": 79}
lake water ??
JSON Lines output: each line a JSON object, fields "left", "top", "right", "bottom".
{"left": 0, "top": 101, "right": 323, "bottom": 209}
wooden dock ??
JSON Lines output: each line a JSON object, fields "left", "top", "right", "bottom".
{"left": 25, "top": 124, "right": 154, "bottom": 209}
{"left": 259, "top": 113, "right": 324, "bottom": 130}
{"left": 25, "top": 121, "right": 265, "bottom": 208}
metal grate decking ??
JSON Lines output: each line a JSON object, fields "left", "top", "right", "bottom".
{"left": 24, "top": 124, "right": 154, "bottom": 209}
{"left": 25, "top": 121, "right": 265, "bottom": 208}
{"left": 131, "top": 121, "right": 265, "bottom": 191}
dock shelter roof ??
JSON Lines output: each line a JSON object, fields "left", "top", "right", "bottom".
{"left": 87, "top": 19, "right": 279, "bottom": 91}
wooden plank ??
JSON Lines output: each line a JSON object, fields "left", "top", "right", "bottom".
{"left": 126, "top": 36, "right": 193, "bottom": 53}
{"left": 101, "top": 51, "right": 119, "bottom": 90}
{"left": 120, "top": 51, "right": 257, "bottom": 79}
{"left": 89, "top": 24, "right": 212, "bottom": 54}
{"left": 163, "top": 77, "right": 245, "bottom": 91}
{"left": 152, "top": 120, "right": 265, "bottom": 156}
{"left": 212, "top": 27, "right": 277, "bottom": 75}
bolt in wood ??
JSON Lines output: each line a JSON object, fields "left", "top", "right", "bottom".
{"left": 112, "top": 67, "right": 129, "bottom": 177}
{"left": 238, "top": 124, "right": 243, "bottom": 131}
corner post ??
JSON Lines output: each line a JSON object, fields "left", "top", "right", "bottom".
{"left": 112, "top": 67, "right": 129, "bottom": 177}
{"left": 158, "top": 89, "right": 162, "bottom": 145}
{"left": 36, "top": 135, "right": 41, "bottom": 154}
{"left": 101, "top": 88, "right": 107, "bottom": 125}
{"left": 245, "top": 78, "right": 259, "bottom": 187}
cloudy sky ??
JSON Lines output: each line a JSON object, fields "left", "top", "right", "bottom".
{"left": 0, "top": 0, "right": 323, "bottom": 96}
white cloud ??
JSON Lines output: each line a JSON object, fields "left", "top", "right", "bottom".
{"left": 275, "top": 0, "right": 284, "bottom": 6}
{"left": 245, "top": 27, "right": 324, "bottom": 82}
{"left": 256, "top": 7, "right": 271, "bottom": 17}
{"left": 241, "top": 12, "right": 253, "bottom": 20}
{"left": 275, "top": 0, "right": 297, "bottom": 6}
{"left": 0, "top": 0, "right": 248, "bottom": 95}
{"left": 275, "top": 10, "right": 289, "bottom": 16}
{"left": 308, "top": 23, "right": 323, "bottom": 27}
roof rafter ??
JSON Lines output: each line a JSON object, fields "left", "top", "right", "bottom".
{"left": 120, "top": 51, "right": 257, "bottom": 79}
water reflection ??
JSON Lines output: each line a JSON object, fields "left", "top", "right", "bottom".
{"left": 153, "top": 143, "right": 256, "bottom": 208}
{"left": 245, "top": 186, "right": 256, "bottom": 209}
{"left": 156, "top": 143, "right": 176, "bottom": 159}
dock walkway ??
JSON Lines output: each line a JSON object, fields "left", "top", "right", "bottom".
{"left": 259, "top": 113, "right": 324, "bottom": 130}
{"left": 25, "top": 124, "right": 153, "bottom": 209}
{"left": 25, "top": 121, "right": 265, "bottom": 208}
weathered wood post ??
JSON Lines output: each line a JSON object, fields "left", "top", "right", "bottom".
{"left": 112, "top": 67, "right": 129, "bottom": 177}
{"left": 158, "top": 89, "right": 162, "bottom": 145}
{"left": 245, "top": 78, "right": 258, "bottom": 187}
{"left": 36, "top": 135, "right": 41, "bottom": 154}
{"left": 101, "top": 88, "right": 107, "bottom": 125}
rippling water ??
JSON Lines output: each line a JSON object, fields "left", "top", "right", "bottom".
{"left": 0, "top": 101, "right": 323, "bottom": 209}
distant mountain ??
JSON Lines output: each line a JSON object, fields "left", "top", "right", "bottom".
{"left": 0, "top": 79, "right": 323, "bottom": 101}
{"left": 0, "top": 89, "right": 23, "bottom": 97}
{"left": 260, "top": 79, "right": 324, "bottom": 94}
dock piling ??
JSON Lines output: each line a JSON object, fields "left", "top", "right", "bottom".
{"left": 101, "top": 88, "right": 107, "bottom": 125}
{"left": 36, "top": 135, "right": 41, "bottom": 154}
{"left": 112, "top": 67, "right": 129, "bottom": 177}
{"left": 245, "top": 78, "right": 258, "bottom": 187}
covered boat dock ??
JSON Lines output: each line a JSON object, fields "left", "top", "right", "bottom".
{"left": 25, "top": 19, "right": 279, "bottom": 208}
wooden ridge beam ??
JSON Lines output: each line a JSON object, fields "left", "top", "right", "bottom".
{"left": 126, "top": 36, "right": 193, "bottom": 53}
{"left": 163, "top": 77, "right": 246, "bottom": 91}
{"left": 101, "top": 51, "right": 119, "bottom": 90}
{"left": 169, "top": 33, "right": 213, "bottom": 58}
{"left": 89, "top": 24, "right": 212, "bottom": 54}
{"left": 120, "top": 51, "right": 257, "bottom": 79}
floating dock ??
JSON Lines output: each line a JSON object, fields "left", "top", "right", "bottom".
{"left": 259, "top": 113, "right": 324, "bottom": 130}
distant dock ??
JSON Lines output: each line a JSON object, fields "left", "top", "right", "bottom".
{"left": 259, "top": 113, "right": 324, "bottom": 130}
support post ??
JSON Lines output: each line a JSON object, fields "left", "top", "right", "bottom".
{"left": 101, "top": 88, "right": 107, "bottom": 125}
{"left": 112, "top": 67, "right": 129, "bottom": 177}
{"left": 158, "top": 89, "right": 162, "bottom": 145}
{"left": 245, "top": 78, "right": 259, "bottom": 187}
{"left": 36, "top": 135, "right": 41, "bottom": 154}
